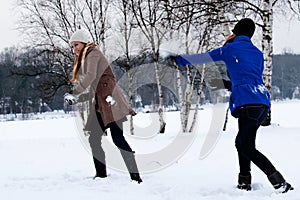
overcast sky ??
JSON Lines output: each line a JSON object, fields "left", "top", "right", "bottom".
{"left": 0, "top": 1, "right": 20, "bottom": 51}
{"left": 1, "top": 1, "right": 300, "bottom": 54}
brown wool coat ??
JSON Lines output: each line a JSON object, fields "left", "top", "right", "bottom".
{"left": 73, "top": 45, "right": 132, "bottom": 127}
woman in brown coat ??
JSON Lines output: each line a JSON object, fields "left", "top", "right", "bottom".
{"left": 65, "top": 29, "right": 142, "bottom": 183}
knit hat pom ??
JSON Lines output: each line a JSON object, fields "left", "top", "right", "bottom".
{"left": 69, "top": 29, "right": 91, "bottom": 44}
{"left": 232, "top": 18, "right": 255, "bottom": 38}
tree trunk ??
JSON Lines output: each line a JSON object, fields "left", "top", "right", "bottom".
{"left": 176, "top": 66, "right": 185, "bottom": 132}
{"left": 182, "top": 67, "right": 193, "bottom": 132}
{"left": 261, "top": 0, "right": 273, "bottom": 126}
{"left": 127, "top": 67, "right": 135, "bottom": 135}
{"left": 189, "top": 64, "right": 206, "bottom": 132}
{"left": 154, "top": 60, "right": 166, "bottom": 133}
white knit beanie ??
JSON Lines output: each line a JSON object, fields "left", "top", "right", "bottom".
{"left": 69, "top": 29, "right": 91, "bottom": 44}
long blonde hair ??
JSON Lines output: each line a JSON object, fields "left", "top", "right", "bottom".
{"left": 70, "top": 43, "right": 97, "bottom": 83}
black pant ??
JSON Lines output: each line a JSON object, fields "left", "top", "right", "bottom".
{"left": 234, "top": 105, "right": 276, "bottom": 177}
{"left": 87, "top": 111, "right": 133, "bottom": 174}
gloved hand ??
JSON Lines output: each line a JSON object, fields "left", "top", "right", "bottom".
{"left": 64, "top": 93, "right": 78, "bottom": 105}
{"left": 166, "top": 55, "right": 190, "bottom": 67}
{"left": 174, "top": 55, "right": 191, "bottom": 67}
{"left": 165, "top": 55, "right": 177, "bottom": 65}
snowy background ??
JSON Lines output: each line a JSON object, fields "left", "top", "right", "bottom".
{"left": 0, "top": 100, "right": 299, "bottom": 200}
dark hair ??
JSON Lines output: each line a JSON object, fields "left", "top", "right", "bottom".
{"left": 232, "top": 18, "right": 255, "bottom": 38}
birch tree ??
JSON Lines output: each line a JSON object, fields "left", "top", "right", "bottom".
{"left": 167, "top": 0, "right": 232, "bottom": 132}
{"left": 112, "top": 0, "right": 136, "bottom": 134}
{"left": 261, "top": 0, "right": 274, "bottom": 125}
{"left": 79, "top": 0, "right": 112, "bottom": 54}
{"left": 130, "top": 0, "right": 169, "bottom": 133}
{"left": 170, "top": 0, "right": 199, "bottom": 132}
{"left": 189, "top": 65, "right": 205, "bottom": 132}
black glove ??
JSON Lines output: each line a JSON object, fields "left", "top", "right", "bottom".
{"left": 165, "top": 55, "right": 177, "bottom": 66}
{"left": 208, "top": 78, "right": 231, "bottom": 90}
{"left": 166, "top": 55, "right": 191, "bottom": 67}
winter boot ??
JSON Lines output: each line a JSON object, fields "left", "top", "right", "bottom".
{"left": 268, "top": 171, "right": 294, "bottom": 193}
{"left": 120, "top": 150, "right": 143, "bottom": 184}
{"left": 237, "top": 173, "right": 251, "bottom": 191}
{"left": 93, "top": 156, "right": 107, "bottom": 179}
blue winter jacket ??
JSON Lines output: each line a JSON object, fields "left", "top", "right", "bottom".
{"left": 175, "top": 36, "right": 270, "bottom": 116}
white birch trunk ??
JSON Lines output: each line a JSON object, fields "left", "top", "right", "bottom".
{"left": 189, "top": 64, "right": 206, "bottom": 132}
{"left": 261, "top": 0, "right": 273, "bottom": 125}
{"left": 127, "top": 68, "right": 134, "bottom": 135}
{"left": 182, "top": 67, "right": 192, "bottom": 132}
{"left": 176, "top": 66, "right": 185, "bottom": 132}
{"left": 218, "top": 2, "right": 231, "bottom": 37}
{"left": 154, "top": 61, "right": 166, "bottom": 133}
{"left": 262, "top": 0, "right": 273, "bottom": 92}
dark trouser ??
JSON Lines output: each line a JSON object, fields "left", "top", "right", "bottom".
{"left": 87, "top": 111, "right": 139, "bottom": 176}
{"left": 234, "top": 105, "right": 276, "bottom": 177}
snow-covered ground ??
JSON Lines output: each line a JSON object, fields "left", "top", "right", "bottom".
{"left": 0, "top": 100, "right": 299, "bottom": 200}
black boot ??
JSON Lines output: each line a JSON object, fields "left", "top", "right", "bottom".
{"left": 93, "top": 156, "right": 107, "bottom": 179}
{"left": 130, "top": 173, "right": 143, "bottom": 184}
{"left": 268, "top": 171, "right": 294, "bottom": 193}
{"left": 237, "top": 173, "right": 251, "bottom": 191}
{"left": 120, "top": 150, "right": 143, "bottom": 184}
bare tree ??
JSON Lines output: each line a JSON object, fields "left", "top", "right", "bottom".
{"left": 80, "top": 0, "right": 112, "bottom": 54}
{"left": 112, "top": 0, "right": 136, "bottom": 135}
{"left": 10, "top": 48, "right": 72, "bottom": 102}
{"left": 166, "top": 0, "right": 233, "bottom": 132}
{"left": 189, "top": 64, "right": 205, "bottom": 132}
{"left": 130, "top": 0, "right": 171, "bottom": 133}
{"left": 18, "top": 0, "right": 112, "bottom": 51}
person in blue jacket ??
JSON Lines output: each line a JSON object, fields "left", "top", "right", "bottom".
{"left": 174, "top": 18, "right": 293, "bottom": 193}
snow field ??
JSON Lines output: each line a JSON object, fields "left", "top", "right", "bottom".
{"left": 0, "top": 100, "right": 300, "bottom": 199}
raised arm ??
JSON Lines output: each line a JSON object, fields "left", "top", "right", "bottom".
{"left": 175, "top": 47, "right": 224, "bottom": 67}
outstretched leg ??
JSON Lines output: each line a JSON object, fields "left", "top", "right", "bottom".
{"left": 120, "top": 150, "right": 143, "bottom": 184}
{"left": 110, "top": 120, "right": 142, "bottom": 183}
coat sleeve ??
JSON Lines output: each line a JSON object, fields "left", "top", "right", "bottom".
{"left": 176, "top": 47, "right": 225, "bottom": 67}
